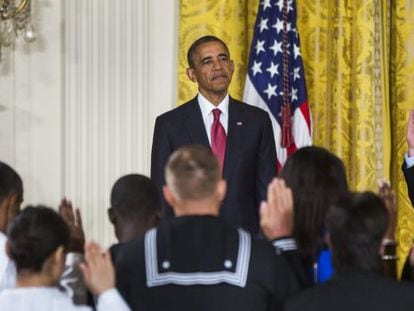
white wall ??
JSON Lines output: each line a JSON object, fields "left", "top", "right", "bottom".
{"left": 0, "top": 0, "right": 178, "bottom": 246}
{"left": 0, "top": 0, "right": 63, "bottom": 207}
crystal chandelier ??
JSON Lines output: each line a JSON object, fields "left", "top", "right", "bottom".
{"left": 0, "top": 0, "right": 35, "bottom": 58}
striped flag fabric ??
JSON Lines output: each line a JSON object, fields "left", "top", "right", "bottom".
{"left": 243, "top": 0, "right": 312, "bottom": 167}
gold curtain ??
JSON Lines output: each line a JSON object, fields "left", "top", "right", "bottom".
{"left": 179, "top": 0, "right": 414, "bottom": 273}
{"left": 298, "top": 0, "right": 413, "bottom": 274}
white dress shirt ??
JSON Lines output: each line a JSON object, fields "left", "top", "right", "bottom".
{"left": 0, "top": 287, "right": 130, "bottom": 311}
{"left": 405, "top": 153, "right": 414, "bottom": 168}
{"left": 0, "top": 232, "right": 16, "bottom": 292}
{"left": 197, "top": 93, "right": 229, "bottom": 145}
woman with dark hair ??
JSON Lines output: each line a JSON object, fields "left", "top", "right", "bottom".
{"left": 284, "top": 192, "right": 414, "bottom": 311}
{"left": 0, "top": 206, "right": 130, "bottom": 311}
{"left": 261, "top": 146, "right": 349, "bottom": 286}
{"left": 280, "top": 146, "right": 348, "bottom": 284}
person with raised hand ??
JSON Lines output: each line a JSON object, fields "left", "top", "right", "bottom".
{"left": 58, "top": 198, "right": 88, "bottom": 304}
{"left": 260, "top": 146, "right": 348, "bottom": 287}
{"left": 0, "top": 206, "right": 130, "bottom": 311}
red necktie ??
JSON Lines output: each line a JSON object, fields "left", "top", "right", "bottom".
{"left": 211, "top": 108, "right": 227, "bottom": 170}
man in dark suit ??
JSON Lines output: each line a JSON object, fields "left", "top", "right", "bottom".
{"left": 400, "top": 109, "right": 414, "bottom": 280}
{"left": 151, "top": 35, "right": 277, "bottom": 234}
{"left": 116, "top": 145, "right": 299, "bottom": 311}
{"left": 284, "top": 192, "right": 414, "bottom": 311}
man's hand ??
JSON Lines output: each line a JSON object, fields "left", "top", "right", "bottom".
{"left": 260, "top": 178, "right": 294, "bottom": 240}
{"left": 59, "top": 198, "right": 85, "bottom": 253}
{"left": 407, "top": 110, "right": 414, "bottom": 156}
{"left": 377, "top": 180, "right": 397, "bottom": 241}
{"left": 81, "top": 242, "right": 115, "bottom": 296}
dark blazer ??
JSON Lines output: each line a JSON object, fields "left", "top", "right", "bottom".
{"left": 402, "top": 160, "right": 414, "bottom": 206}
{"left": 115, "top": 216, "right": 299, "bottom": 311}
{"left": 401, "top": 160, "right": 414, "bottom": 280}
{"left": 284, "top": 271, "right": 414, "bottom": 311}
{"left": 151, "top": 96, "right": 277, "bottom": 234}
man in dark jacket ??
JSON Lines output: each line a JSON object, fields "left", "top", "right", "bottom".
{"left": 151, "top": 35, "right": 277, "bottom": 235}
{"left": 400, "top": 109, "right": 414, "bottom": 280}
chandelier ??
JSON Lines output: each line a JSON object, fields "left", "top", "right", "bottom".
{"left": 0, "top": 0, "right": 35, "bottom": 57}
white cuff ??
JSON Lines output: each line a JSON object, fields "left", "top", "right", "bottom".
{"left": 273, "top": 238, "right": 297, "bottom": 253}
{"left": 97, "top": 288, "right": 131, "bottom": 311}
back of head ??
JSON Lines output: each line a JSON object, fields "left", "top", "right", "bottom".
{"left": 279, "top": 146, "right": 348, "bottom": 262}
{"left": 326, "top": 192, "right": 388, "bottom": 273}
{"left": 165, "top": 145, "right": 220, "bottom": 201}
{"left": 187, "top": 35, "right": 229, "bottom": 68}
{"left": 0, "top": 161, "right": 23, "bottom": 204}
{"left": 110, "top": 174, "right": 160, "bottom": 223}
{"left": 7, "top": 205, "right": 69, "bottom": 272}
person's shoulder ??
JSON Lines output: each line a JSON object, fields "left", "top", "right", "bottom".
{"left": 109, "top": 242, "right": 125, "bottom": 263}
{"left": 49, "top": 288, "right": 92, "bottom": 310}
{"left": 156, "top": 97, "right": 198, "bottom": 122}
{"left": 0, "top": 287, "right": 91, "bottom": 311}
{"left": 230, "top": 97, "right": 269, "bottom": 118}
{"left": 114, "top": 235, "right": 146, "bottom": 265}
{"left": 285, "top": 274, "right": 414, "bottom": 311}
{"left": 283, "top": 285, "right": 323, "bottom": 311}
{"left": 378, "top": 275, "right": 414, "bottom": 293}
{"left": 249, "top": 236, "right": 290, "bottom": 270}
{"left": 250, "top": 237, "right": 276, "bottom": 255}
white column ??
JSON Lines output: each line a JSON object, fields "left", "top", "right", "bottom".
{"left": 0, "top": 0, "right": 178, "bottom": 247}
{"left": 64, "top": 0, "right": 178, "bottom": 246}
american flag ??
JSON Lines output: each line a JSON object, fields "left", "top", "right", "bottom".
{"left": 243, "top": 0, "right": 312, "bottom": 167}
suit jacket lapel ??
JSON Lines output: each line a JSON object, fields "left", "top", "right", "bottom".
{"left": 183, "top": 97, "right": 210, "bottom": 148}
{"left": 223, "top": 98, "right": 245, "bottom": 181}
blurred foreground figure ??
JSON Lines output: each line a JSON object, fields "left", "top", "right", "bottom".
{"left": 284, "top": 192, "right": 414, "bottom": 311}
{"left": 0, "top": 206, "right": 130, "bottom": 311}
{"left": 0, "top": 162, "right": 23, "bottom": 292}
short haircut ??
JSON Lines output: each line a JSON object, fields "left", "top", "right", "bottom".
{"left": 165, "top": 145, "right": 220, "bottom": 201}
{"left": 7, "top": 205, "right": 69, "bottom": 272}
{"left": 326, "top": 192, "right": 388, "bottom": 273}
{"left": 279, "top": 146, "right": 348, "bottom": 263}
{"left": 0, "top": 162, "right": 23, "bottom": 203}
{"left": 110, "top": 174, "right": 160, "bottom": 222}
{"left": 187, "top": 35, "right": 230, "bottom": 68}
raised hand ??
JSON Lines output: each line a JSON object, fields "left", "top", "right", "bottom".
{"left": 59, "top": 198, "right": 85, "bottom": 253}
{"left": 377, "top": 179, "right": 396, "bottom": 241}
{"left": 81, "top": 242, "right": 115, "bottom": 296}
{"left": 260, "top": 178, "right": 294, "bottom": 240}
